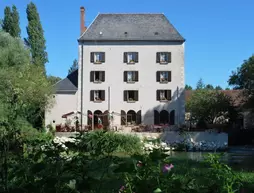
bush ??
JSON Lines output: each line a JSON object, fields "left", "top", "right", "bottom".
{"left": 77, "top": 130, "right": 143, "bottom": 155}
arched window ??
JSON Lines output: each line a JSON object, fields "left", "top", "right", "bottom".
{"left": 127, "top": 110, "right": 136, "bottom": 125}
{"left": 160, "top": 110, "right": 169, "bottom": 124}
{"left": 154, "top": 110, "right": 160, "bottom": 125}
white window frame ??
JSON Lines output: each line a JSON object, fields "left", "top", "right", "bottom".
{"left": 160, "top": 90, "right": 169, "bottom": 101}
{"left": 160, "top": 53, "right": 168, "bottom": 63}
{"left": 94, "top": 90, "right": 101, "bottom": 101}
{"left": 160, "top": 71, "right": 169, "bottom": 82}
{"left": 127, "top": 53, "right": 135, "bottom": 63}
{"left": 94, "top": 52, "right": 103, "bottom": 63}
{"left": 127, "top": 71, "right": 135, "bottom": 82}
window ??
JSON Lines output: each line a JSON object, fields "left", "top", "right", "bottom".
{"left": 156, "top": 71, "right": 171, "bottom": 83}
{"left": 124, "top": 90, "right": 138, "bottom": 102}
{"left": 156, "top": 90, "right": 171, "bottom": 101}
{"left": 90, "top": 71, "right": 105, "bottom": 82}
{"left": 156, "top": 52, "right": 171, "bottom": 64}
{"left": 90, "top": 52, "right": 105, "bottom": 63}
{"left": 90, "top": 90, "right": 105, "bottom": 102}
{"left": 124, "top": 52, "right": 138, "bottom": 64}
{"left": 124, "top": 71, "right": 138, "bottom": 82}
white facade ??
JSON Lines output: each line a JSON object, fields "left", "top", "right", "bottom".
{"left": 45, "top": 92, "right": 78, "bottom": 126}
{"left": 78, "top": 41, "right": 185, "bottom": 127}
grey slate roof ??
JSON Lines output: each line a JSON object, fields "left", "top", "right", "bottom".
{"left": 54, "top": 69, "right": 78, "bottom": 93}
{"left": 79, "top": 14, "right": 184, "bottom": 42}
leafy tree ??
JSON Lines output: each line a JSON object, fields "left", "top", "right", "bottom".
{"left": 1, "top": 6, "right": 21, "bottom": 38}
{"left": 48, "top": 75, "right": 61, "bottom": 85}
{"left": 0, "top": 31, "right": 52, "bottom": 128}
{"left": 228, "top": 55, "right": 254, "bottom": 110}
{"left": 205, "top": 84, "right": 214, "bottom": 90}
{"left": 2, "top": 7, "right": 12, "bottom": 35}
{"left": 225, "top": 88, "right": 230, "bottom": 90}
{"left": 25, "top": 2, "right": 48, "bottom": 68}
{"left": 215, "top": 86, "right": 223, "bottom": 90}
{"left": 186, "top": 89, "right": 237, "bottom": 124}
{"left": 196, "top": 78, "right": 205, "bottom": 90}
{"left": 185, "top": 84, "right": 192, "bottom": 90}
{"left": 11, "top": 5, "right": 21, "bottom": 38}
{"left": 68, "top": 59, "right": 78, "bottom": 74}
{"left": 0, "top": 31, "right": 29, "bottom": 67}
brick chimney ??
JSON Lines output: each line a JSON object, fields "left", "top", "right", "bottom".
{"left": 80, "top": 7, "right": 86, "bottom": 35}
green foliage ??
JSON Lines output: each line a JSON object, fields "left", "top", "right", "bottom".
{"left": 47, "top": 75, "right": 62, "bottom": 85}
{"left": 196, "top": 78, "right": 205, "bottom": 90}
{"left": 228, "top": 55, "right": 254, "bottom": 110}
{"left": 204, "top": 153, "right": 242, "bottom": 193}
{"left": 25, "top": 2, "right": 48, "bottom": 68}
{"left": 185, "top": 84, "right": 192, "bottom": 90}
{"left": 0, "top": 31, "right": 30, "bottom": 67}
{"left": 186, "top": 89, "right": 237, "bottom": 124}
{"left": 77, "top": 130, "right": 143, "bottom": 156}
{"left": 205, "top": 84, "right": 214, "bottom": 90}
{"left": 1, "top": 6, "right": 21, "bottom": 38}
{"left": 68, "top": 59, "right": 78, "bottom": 74}
{"left": 215, "top": 85, "right": 223, "bottom": 90}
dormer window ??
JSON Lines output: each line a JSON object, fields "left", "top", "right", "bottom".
{"left": 124, "top": 52, "right": 138, "bottom": 64}
{"left": 156, "top": 52, "right": 171, "bottom": 64}
{"left": 90, "top": 52, "right": 105, "bottom": 64}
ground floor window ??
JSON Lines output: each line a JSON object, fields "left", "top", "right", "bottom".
{"left": 154, "top": 110, "right": 175, "bottom": 125}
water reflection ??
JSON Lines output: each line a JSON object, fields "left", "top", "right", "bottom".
{"left": 169, "top": 147, "right": 254, "bottom": 171}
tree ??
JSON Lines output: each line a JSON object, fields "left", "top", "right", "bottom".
{"left": 68, "top": 59, "right": 78, "bottom": 74}
{"left": 228, "top": 55, "right": 254, "bottom": 110}
{"left": 11, "top": 5, "right": 21, "bottom": 38}
{"left": 0, "top": 31, "right": 52, "bottom": 129}
{"left": 196, "top": 78, "right": 205, "bottom": 90}
{"left": 185, "top": 84, "right": 192, "bottom": 90}
{"left": 25, "top": 2, "right": 48, "bottom": 68}
{"left": 205, "top": 84, "right": 214, "bottom": 90}
{"left": 215, "top": 86, "right": 223, "bottom": 90}
{"left": 225, "top": 88, "right": 230, "bottom": 90}
{"left": 186, "top": 89, "right": 237, "bottom": 125}
{"left": 48, "top": 75, "right": 61, "bottom": 85}
{"left": 1, "top": 6, "right": 21, "bottom": 38}
{"left": 2, "top": 7, "right": 12, "bottom": 35}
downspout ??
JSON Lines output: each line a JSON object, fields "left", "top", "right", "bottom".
{"left": 81, "top": 44, "right": 84, "bottom": 127}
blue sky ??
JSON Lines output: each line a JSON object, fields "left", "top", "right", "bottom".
{"left": 1, "top": 0, "right": 254, "bottom": 88}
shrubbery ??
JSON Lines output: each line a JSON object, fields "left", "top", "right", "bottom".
{"left": 1, "top": 130, "right": 250, "bottom": 193}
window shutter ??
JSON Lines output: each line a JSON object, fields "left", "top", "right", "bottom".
{"left": 156, "top": 90, "right": 160, "bottom": 101}
{"left": 135, "top": 71, "right": 139, "bottom": 82}
{"left": 102, "top": 71, "right": 105, "bottom": 82}
{"left": 124, "top": 71, "right": 127, "bottom": 82}
{"left": 168, "top": 52, "right": 171, "bottom": 63}
{"left": 101, "top": 52, "right": 105, "bottom": 63}
{"left": 156, "top": 71, "right": 160, "bottom": 82}
{"left": 168, "top": 71, "right": 171, "bottom": 82}
{"left": 90, "top": 71, "right": 94, "bottom": 82}
{"left": 156, "top": 52, "right": 160, "bottom": 63}
{"left": 124, "top": 52, "right": 127, "bottom": 63}
{"left": 101, "top": 90, "right": 105, "bottom": 101}
{"left": 135, "top": 91, "right": 139, "bottom": 101}
{"left": 124, "top": 90, "right": 127, "bottom": 101}
{"left": 90, "top": 90, "right": 94, "bottom": 101}
{"left": 167, "top": 90, "right": 171, "bottom": 100}
{"left": 90, "top": 52, "right": 94, "bottom": 63}
{"left": 135, "top": 52, "right": 139, "bottom": 63}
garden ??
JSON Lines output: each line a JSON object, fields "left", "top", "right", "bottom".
{"left": 1, "top": 129, "right": 254, "bottom": 193}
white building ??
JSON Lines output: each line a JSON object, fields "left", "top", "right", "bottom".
{"left": 45, "top": 7, "right": 185, "bottom": 128}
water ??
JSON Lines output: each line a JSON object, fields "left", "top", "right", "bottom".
{"left": 169, "top": 146, "right": 254, "bottom": 171}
